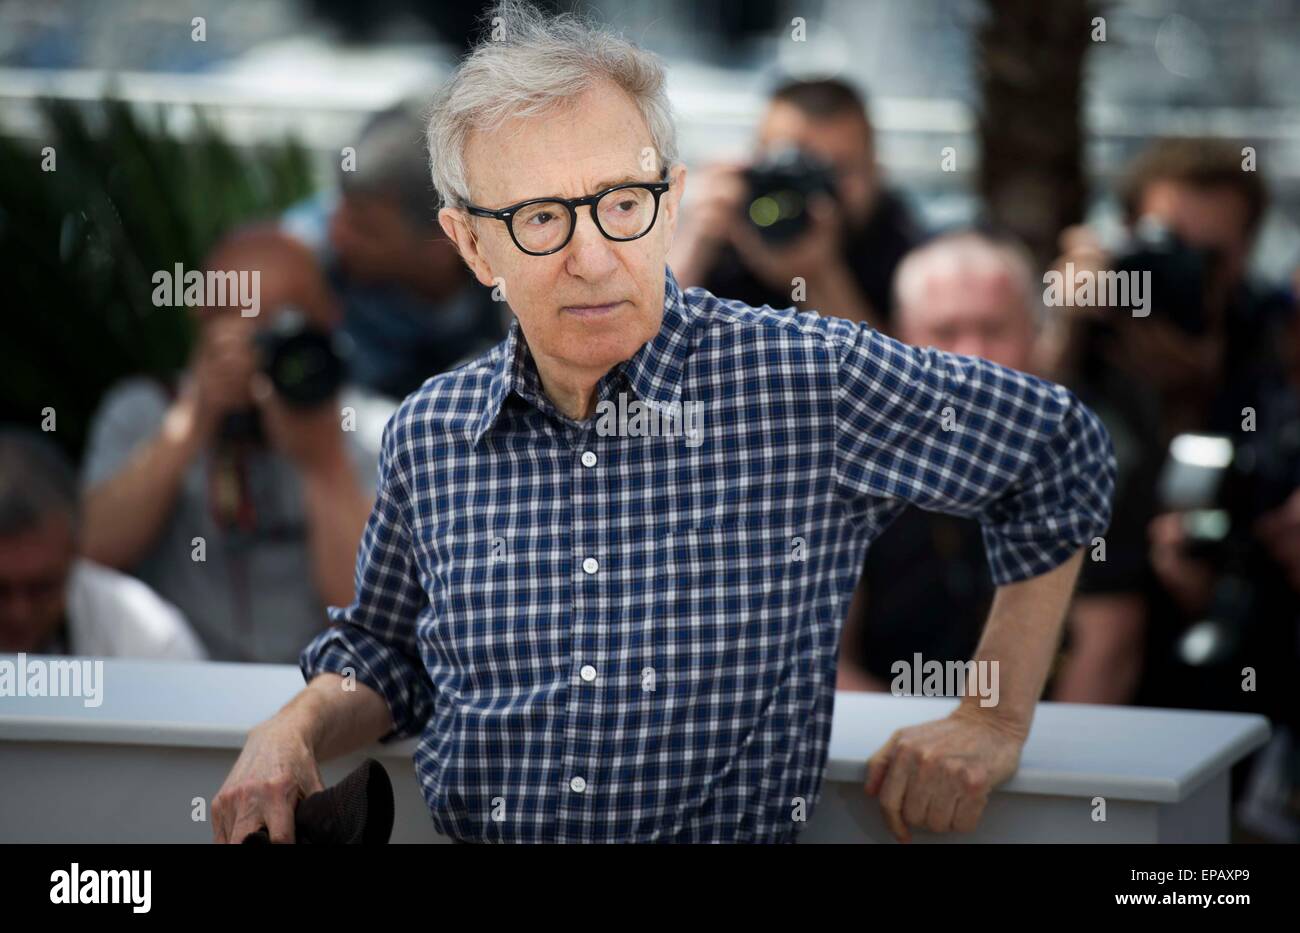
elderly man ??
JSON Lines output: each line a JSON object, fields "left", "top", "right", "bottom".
{"left": 214, "top": 0, "right": 1115, "bottom": 844}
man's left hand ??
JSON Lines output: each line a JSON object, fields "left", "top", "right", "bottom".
{"left": 864, "top": 705, "right": 1026, "bottom": 843}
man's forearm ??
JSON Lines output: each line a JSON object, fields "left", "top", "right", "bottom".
{"left": 959, "top": 549, "right": 1085, "bottom": 733}
{"left": 80, "top": 398, "right": 206, "bottom": 569}
{"left": 280, "top": 673, "right": 394, "bottom": 762}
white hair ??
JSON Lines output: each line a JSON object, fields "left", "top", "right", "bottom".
{"left": 425, "top": 0, "right": 680, "bottom": 209}
{"left": 893, "top": 231, "right": 1043, "bottom": 329}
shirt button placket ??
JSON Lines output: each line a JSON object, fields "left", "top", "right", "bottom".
{"left": 561, "top": 432, "right": 605, "bottom": 840}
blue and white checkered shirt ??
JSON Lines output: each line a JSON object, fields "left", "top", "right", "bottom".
{"left": 300, "top": 265, "right": 1115, "bottom": 843}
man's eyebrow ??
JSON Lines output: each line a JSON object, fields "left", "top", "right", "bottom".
{"left": 590, "top": 173, "right": 649, "bottom": 191}
{"left": 480, "top": 173, "right": 658, "bottom": 209}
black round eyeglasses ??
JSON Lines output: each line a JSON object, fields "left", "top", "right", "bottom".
{"left": 462, "top": 174, "right": 671, "bottom": 256}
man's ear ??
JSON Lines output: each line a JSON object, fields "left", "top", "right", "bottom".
{"left": 438, "top": 206, "right": 496, "bottom": 288}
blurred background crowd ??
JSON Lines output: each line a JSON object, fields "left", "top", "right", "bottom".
{"left": 0, "top": 0, "right": 1297, "bottom": 841}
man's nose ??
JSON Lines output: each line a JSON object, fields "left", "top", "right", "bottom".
{"left": 564, "top": 206, "right": 620, "bottom": 277}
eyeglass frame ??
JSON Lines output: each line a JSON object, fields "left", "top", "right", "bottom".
{"left": 461, "top": 172, "right": 672, "bottom": 256}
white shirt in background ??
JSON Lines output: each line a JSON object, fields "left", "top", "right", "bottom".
{"left": 63, "top": 558, "right": 207, "bottom": 661}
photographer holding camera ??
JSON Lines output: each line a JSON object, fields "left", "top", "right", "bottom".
{"left": 281, "top": 104, "right": 508, "bottom": 400}
{"left": 669, "top": 77, "right": 921, "bottom": 331}
{"left": 1049, "top": 138, "right": 1298, "bottom": 732}
{"left": 77, "top": 227, "right": 395, "bottom": 663}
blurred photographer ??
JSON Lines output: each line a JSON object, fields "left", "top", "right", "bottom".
{"left": 78, "top": 227, "right": 395, "bottom": 663}
{"left": 1048, "top": 138, "right": 1288, "bottom": 443}
{"left": 1144, "top": 297, "right": 1300, "bottom": 704}
{"left": 282, "top": 104, "right": 508, "bottom": 400}
{"left": 1050, "top": 138, "right": 1297, "bottom": 731}
{"left": 668, "top": 77, "right": 922, "bottom": 330}
{"left": 1148, "top": 287, "right": 1300, "bottom": 842}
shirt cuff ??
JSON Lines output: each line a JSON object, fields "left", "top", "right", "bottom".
{"left": 979, "top": 399, "right": 1117, "bottom": 586}
{"left": 298, "top": 625, "right": 434, "bottom": 742}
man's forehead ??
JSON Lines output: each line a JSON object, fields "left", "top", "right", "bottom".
{"left": 758, "top": 103, "right": 870, "bottom": 154}
{"left": 461, "top": 83, "right": 656, "bottom": 205}
{"left": 0, "top": 514, "right": 75, "bottom": 568}
{"left": 471, "top": 165, "right": 651, "bottom": 206}
{"left": 1140, "top": 180, "right": 1251, "bottom": 236}
{"left": 906, "top": 271, "right": 1025, "bottom": 323}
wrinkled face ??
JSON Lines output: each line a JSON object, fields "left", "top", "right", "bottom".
{"left": 440, "top": 80, "right": 686, "bottom": 382}
{"left": 0, "top": 515, "right": 74, "bottom": 653}
{"left": 756, "top": 100, "right": 878, "bottom": 228}
{"left": 897, "top": 267, "right": 1036, "bottom": 371}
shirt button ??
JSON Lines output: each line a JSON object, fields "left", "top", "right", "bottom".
{"left": 582, "top": 557, "right": 599, "bottom": 575}
{"left": 569, "top": 776, "right": 587, "bottom": 794}
{"left": 580, "top": 664, "right": 597, "bottom": 683}
{"left": 581, "top": 451, "right": 597, "bottom": 468}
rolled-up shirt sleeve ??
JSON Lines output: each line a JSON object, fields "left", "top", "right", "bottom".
{"left": 828, "top": 319, "right": 1116, "bottom": 585}
{"left": 298, "top": 412, "right": 433, "bottom": 741}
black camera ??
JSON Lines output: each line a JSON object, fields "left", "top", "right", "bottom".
{"left": 742, "top": 147, "right": 838, "bottom": 245}
{"left": 1111, "top": 217, "right": 1218, "bottom": 336}
{"left": 253, "top": 308, "right": 350, "bottom": 409}
{"left": 1156, "top": 426, "right": 1300, "bottom": 666}
{"left": 219, "top": 309, "right": 350, "bottom": 443}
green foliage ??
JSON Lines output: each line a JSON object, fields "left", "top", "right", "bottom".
{"left": 0, "top": 98, "right": 314, "bottom": 460}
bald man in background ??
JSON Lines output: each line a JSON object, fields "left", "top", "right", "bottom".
{"left": 838, "top": 232, "right": 1145, "bottom": 705}
{"left": 79, "top": 228, "right": 394, "bottom": 663}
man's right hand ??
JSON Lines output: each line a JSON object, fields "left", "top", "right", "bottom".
{"left": 684, "top": 161, "right": 748, "bottom": 238}
{"left": 212, "top": 716, "right": 325, "bottom": 844}
{"left": 186, "top": 316, "right": 259, "bottom": 436}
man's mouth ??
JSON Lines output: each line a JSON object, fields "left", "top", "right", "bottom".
{"left": 561, "top": 301, "right": 624, "bottom": 318}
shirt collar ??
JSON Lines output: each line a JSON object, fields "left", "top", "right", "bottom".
{"left": 472, "top": 265, "right": 693, "bottom": 445}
